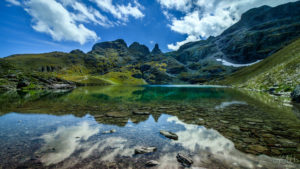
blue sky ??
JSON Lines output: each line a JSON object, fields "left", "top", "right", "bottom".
{"left": 0, "top": 0, "right": 297, "bottom": 57}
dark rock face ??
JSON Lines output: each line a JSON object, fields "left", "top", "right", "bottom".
{"left": 140, "top": 64, "right": 151, "bottom": 72}
{"left": 151, "top": 44, "right": 162, "bottom": 55}
{"left": 166, "top": 66, "right": 187, "bottom": 74}
{"left": 129, "top": 42, "right": 150, "bottom": 59}
{"left": 91, "top": 39, "right": 128, "bottom": 52}
{"left": 291, "top": 85, "right": 300, "bottom": 103}
{"left": 17, "top": 80, "right": 29, "bottom": 89}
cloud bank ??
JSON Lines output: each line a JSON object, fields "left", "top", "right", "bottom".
{"left": 158, "top": 0, "right": 299, "bottom": 50}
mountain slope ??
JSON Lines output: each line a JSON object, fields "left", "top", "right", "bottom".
{"left": 171, "top": 1, "right": 300, "bottom": 64}
{"left": 219, "top": 37, "right": 300, "bottom": 92}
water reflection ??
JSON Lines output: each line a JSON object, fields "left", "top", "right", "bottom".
{"left": 37, "top": 122, "right": 99, "bottom": 165}
{"left": 0, "top": 85, "right": 299, "bottom": 168}
{"left": 23, "top": 114, "right": 298, "bottom": 169}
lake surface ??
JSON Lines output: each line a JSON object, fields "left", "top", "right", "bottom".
{"left": 0, "top": 85, "right": 299, "bottom": 169}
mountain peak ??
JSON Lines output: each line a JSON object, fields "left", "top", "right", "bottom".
{"left": 90, "top": 39, "right": 128, "bottom": 54}
{"left": 151, "top": 44, "right": 162, "bottom": 55}
{"left": 129, "top": 42, "right": 150, "bottom": 56}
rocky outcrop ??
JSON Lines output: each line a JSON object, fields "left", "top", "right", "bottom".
{"left": 151, "top": 44, "right": 162, "bottom": 55}
{"left": 291, "top": 85, "right": 300, "bottom": 103}
{"left": 91, "top": 39, "right": 128, "bottom": 53}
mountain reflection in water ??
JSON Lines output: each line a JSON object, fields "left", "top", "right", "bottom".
{"left": 0, "top": 85, "right": 299, "bottom": 169}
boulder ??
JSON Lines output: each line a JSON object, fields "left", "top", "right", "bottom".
{"left": 291, "top": 85, "right": 300, "bottom": 103}
{"left": 134, "top": 147, "right": 157, "bottom": 154}
{"left": 145, "top": 160, "right": 159, "bottom": 167}
{"left": 160, "top": 130, "right": 178, "bottom": 140}
{"left": 176, "top": 153, "right": 193, "bottom": 167}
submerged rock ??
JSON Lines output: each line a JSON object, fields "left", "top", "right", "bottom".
{"left": 105, "top": 112, "right": 127, "bottom": 118}
{"left": 145, "top": 160, "right": 159, "bottom": 167}
{"left": 132, "top": 110, "right": 150, "bottom": 115}
{"left": 248, "top": 145, "right": 268, "bottom": 153}
{"left": 176, "top": 153, "right": 193, "bottom": 167}
{"left": 134, "top": 147, "right": 157, "bottom": 154}
{"left": 291, "top": 85, "right": 300, "bottom": 103}
{"left": 102, "top": 129, "right": 116, "bottom": 134}
{"left": 160, "top": 130, "right": 178, "bottom": 140}
{"left": 243, "top": 118, "right": 263, "bottom": 123}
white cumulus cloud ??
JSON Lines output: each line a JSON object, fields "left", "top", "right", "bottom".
{"left": 25, "top": 0, "right": 99, "bottom": 44}
{"left": 159, "top": 0, "right": 299, "bottom": 50}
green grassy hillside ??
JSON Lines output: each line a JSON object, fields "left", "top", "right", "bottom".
{"left": 0, "top": 51, "right": 147, "bottom": 90}
{"left": 220, "top": 38, "right": 300, "bottom": 92}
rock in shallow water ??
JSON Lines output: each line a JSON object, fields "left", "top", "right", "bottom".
{"left": 105, "top": 112, "right": 127, "bottom": 118}
{"left": 145, "top": 160, "right": 159, "bottom": 167}
{"left": 134, "top": 147, "right": 157, "bottom": 154}
{"left": 102, "top": 129, "right": 116, "bottom": 134}
{"left": 291, "top": 85, "right": 300, "bottom": 103}
{"left": 132, "top": 110, "right": 150, "bottom": 115}
{"left": 248, "top": 145, "right": 268, "bottom": 153}
{"left": 176, "top": 153, "right": 193, "bottom": 167}
{"left": 160, "top": 130, "right": 178, "bottom": 140}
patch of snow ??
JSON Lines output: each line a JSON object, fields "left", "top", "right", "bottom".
{"left": 216, "top": 59, "right": 262, "bottom": 67}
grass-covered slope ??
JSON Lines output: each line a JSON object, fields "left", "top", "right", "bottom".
{"left": 0, "top": 50, "right": 147, "bottom": 90}
{"left": 220, "top": 38, "right": 300, "bottom": 92}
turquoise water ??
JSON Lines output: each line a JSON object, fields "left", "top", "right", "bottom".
{"left": 0, "top": 86, "right": 299, "bottom": 169}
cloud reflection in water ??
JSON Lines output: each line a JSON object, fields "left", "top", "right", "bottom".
{"left": 36, "top": 115, "right": 298, "bottom": 169}
{"left": 38, "top": 122, "right": 100, "bottom": 165}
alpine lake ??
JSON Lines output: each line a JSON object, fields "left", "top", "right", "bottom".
{"left": 0, "top": 85, "right": 299, "bottom": 169}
